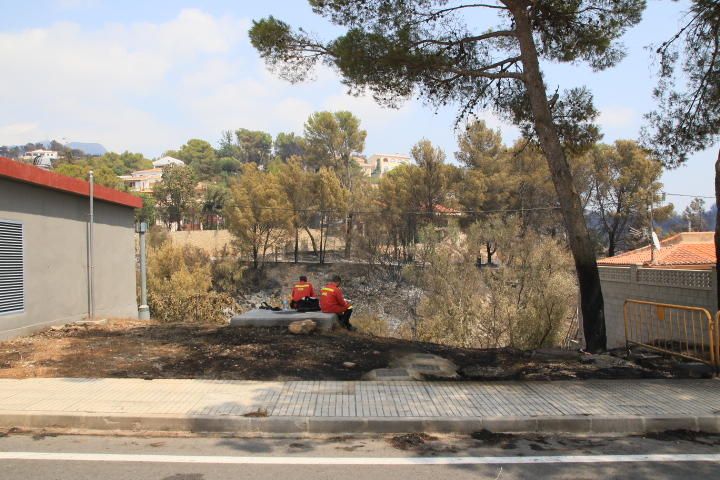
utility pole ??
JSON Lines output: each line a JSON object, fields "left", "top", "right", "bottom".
{"left": 87, "top": 170, "right": 95, "bottom": 320}
{"left": 137, "top": 222, "right": 150, "bottom": 320}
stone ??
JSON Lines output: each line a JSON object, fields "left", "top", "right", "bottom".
{"left": 460, "top": 365, "right": 520, "bottom": 380}
{"left": 231, "top": 309, "right": 336, "bottom": 331}
{"left": 363, "top": 368, "right": 416, "bottom": 381}
{"left": 390, "top": 353, "right": 459, "bottom": 379}
{"left": 343, "top": 362, "right": 356, "bottom": 368}
{"left": 671, "top": 361, "right": 714, "bottom": 379}
{"left": 288, "top": 319, "right": 317, "bottom": 335}
{"left": 533, "top": 348, "right": 582, "bottom": 361}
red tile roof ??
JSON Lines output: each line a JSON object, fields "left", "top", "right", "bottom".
{"left": 598, "top": 232, "right": 716, "bottom": 268}
{"left": 0, "top": 156, "right": 142, "bottom": 208}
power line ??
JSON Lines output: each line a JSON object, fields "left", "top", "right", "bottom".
{"left": 226, "top": 204, "right": 561, "bottom": 216}
{"left": 663, "top": 192, "right": 715, "bottom": 199}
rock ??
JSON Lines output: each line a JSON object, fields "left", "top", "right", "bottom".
{"left": 532, "top": 348, "right": 582, "bottom": 361}
{"left": 671, "top": 361, "right": 714, "bottom": 379}
{"left": 288, "top": 319, "right": 316, "bottom": 335}
{"left": 363, "top": 368, "right": 417, "bottom": 381}
{"left": 343, "top": 362, "right": 356, "bottom": 368}
{"left": 460, "top": 365, "right": 520, "bottom": 380}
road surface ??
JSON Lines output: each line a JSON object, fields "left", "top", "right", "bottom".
{"left": 1, "top": 430, "right": 719, "bottom": 479}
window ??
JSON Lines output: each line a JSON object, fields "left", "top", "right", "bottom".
{"left": 0, "top": 220, "right": 24, "bottom": 315}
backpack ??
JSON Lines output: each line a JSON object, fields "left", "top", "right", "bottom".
{"left": 296, "top": 297, "right": 320, "bottom": 313}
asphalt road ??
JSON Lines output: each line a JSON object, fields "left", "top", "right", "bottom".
{"left": 1, "top": 431, "right": 719, "bottom": 479}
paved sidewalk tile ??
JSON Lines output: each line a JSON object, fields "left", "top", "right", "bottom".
{"left": 0, "top": 378, "right": 719, "bottom": 419}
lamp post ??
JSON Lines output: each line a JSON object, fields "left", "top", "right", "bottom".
{"left": 137, "top": 221, "right": 150, "bottom": 320}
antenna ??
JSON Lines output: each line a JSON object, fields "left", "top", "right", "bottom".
{"left": 652, "top": 231, "right": 661, "bottom": 251}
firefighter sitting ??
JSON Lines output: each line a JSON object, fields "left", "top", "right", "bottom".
{"left": 290, "top": 275, "right": 315, "bottom": 309}
{"left": 319, "top": 275, "right": 354, "bottom": 331}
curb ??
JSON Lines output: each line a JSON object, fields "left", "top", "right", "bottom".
{"left": 1, "top": 412, "right": 718, "bottom": 435}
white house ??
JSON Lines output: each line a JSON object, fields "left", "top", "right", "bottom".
{"left": 119, "top": 168, "right": 163, "bottom": 193}
{"left": 367, "top": 153, "right": 412, "bottom": 176}
{"left": 152, "top": 156, "right": 185, "bottom": 168}
{"left": 20, "top": 149, "right": 59, "bottom": 169}
{"left": 355, "top": 153, "right": 412, "bottom": 178}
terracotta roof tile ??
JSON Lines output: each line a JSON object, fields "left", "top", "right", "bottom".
{"left": 598, "top": 232, "right": 715, "bottom": 268}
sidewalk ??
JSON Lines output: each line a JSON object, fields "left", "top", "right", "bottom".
{"left": 0, "top": 378, "right": 718, "bottom": 435}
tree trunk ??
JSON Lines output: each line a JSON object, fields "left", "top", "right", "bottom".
{"left": 304, "top": 226, "right": 319, "bottom": 257}
{"left": 715, "top": 148, "right": 720, "bottom": 309}
{"left": 513, "top": 6, "right": 606, "bottom": 352}
{"left": 345, "top": 212, "right": 354, "bottom": 258}
{"left": 294, "top": 225, "right": 299, "bottom": 263}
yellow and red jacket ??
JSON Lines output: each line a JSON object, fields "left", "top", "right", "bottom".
{"left": 291, "top": 282, "right": 315, "bottom": 302}
{"left": 319, "top": 282, "right": 350, "bottom": 314}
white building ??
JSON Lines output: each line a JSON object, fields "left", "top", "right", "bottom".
{"left": 119, "top": 168, "right": 163, "bottom": 193}
{"left": 368, "top": 153, "right": 412, "bottom": 177}
{"left": 362, "top": 153, "right": 412, "bottom": 177}
{"left": 152, "top": 156, "right": 185, "bottom": 168}
{"left": 20, "top": 149, "right": 59, "bottom": 169}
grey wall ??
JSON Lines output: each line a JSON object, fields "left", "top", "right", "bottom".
{"left": 599, "top": 266, "right": 718, "bottom": 348}
{"left": 0, "top": 178, "right": 137, "bottom": 340}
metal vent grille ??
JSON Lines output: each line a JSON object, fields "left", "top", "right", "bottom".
{"left": 0, "top": 220, "right": 24, "bottom": 315}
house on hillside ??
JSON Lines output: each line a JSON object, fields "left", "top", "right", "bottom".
{"left": 119, "top": 168, "right": 163, "bottom": 193}
{"left": 20, "top": 149, "right": 58, "bottom": 169}
{"left": 0, "top": 157, "right": 140, "bottom": 340}
{"left": 355, "top": 153, "right": 412, "bottom": 178}
{"left": 597, "top": 231, "right": 717, "bottom": 348}
{"left": 152, "top": 156, "right": 185, "bottom": 168}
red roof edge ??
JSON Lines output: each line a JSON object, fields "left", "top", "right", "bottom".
{"left": 0, "top": 156, "right": 142, "bottom": 209}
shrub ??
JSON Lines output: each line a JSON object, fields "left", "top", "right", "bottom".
{"left": 410, "top": 220, "right": 576, "bottom": 350}
{"left": 147, "top": 241, "right": 236, "bottom": 324}
{"left": 211, "top": 249, "right": 244, "bottom": 295}
{"left": 352, "top": 313, "right": 390, "bottom": 337}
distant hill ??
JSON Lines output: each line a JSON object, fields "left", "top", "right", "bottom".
{"left": 36, "top": 140, "right": 107, "bottom": 156}
{"left": 65, "top": 142, "right": 107, "bottom": 156}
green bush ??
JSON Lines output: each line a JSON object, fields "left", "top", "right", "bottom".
{"left": 147, "top": 241, "right": 236, "bottom": 324}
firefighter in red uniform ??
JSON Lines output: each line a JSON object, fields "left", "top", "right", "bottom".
{"left": 290, "top": 275, "right": 315, "bottom": 309}
{"left": 319, "top": 275, "right": 354, "bottom": 330}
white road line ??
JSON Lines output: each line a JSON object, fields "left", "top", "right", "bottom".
{"left": 0, "top": 452, "right": 719, "bottom": 465}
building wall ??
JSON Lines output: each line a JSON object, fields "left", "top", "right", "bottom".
{"left": 0, "top": 178, "right": 137, "bottom": 340}
{"left": 599, "top": 266, "right": 718, "bottom": 348}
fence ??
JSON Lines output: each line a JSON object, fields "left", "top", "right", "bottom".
{"left": 599, "top": 266, "right": 718, "bottom": 348}
{"left": 623, "top": 299, "right": 718, "bottom": 370}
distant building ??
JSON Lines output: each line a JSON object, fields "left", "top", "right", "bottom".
{"left": 20, "top": 149, "right": 58, "bottom": 169}
{"left": 356, "top": 153, "right": 412, "bottom": 178}
{"left": 119, "top": 168, "right": 163, "bottom": 193}
{"left": 152, "top": 156, "right": 185, "bottom": 168}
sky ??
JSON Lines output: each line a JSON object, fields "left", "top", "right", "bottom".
{"left": 0, "top": 0, "right": 716, "bottom": 209}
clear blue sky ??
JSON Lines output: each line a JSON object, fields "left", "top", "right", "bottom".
{"left": 0, "top": 0, "right": 715, "bottom": 209}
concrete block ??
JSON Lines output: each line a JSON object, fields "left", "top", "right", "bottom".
{"left": 535, "top": 416, "right": 592, "bottom": 434}
{"left": 481, "top": 416, "right": 539, "bottom": 433}
{"left": 230, "top": 309, "right": 337, "bottom": 331}
{"left": 589, "top": 416, "right": 645, "bottom": 434}
{"left": 307, "top": 417, "right": 368, "bottom": 434}
{"left": 251, "top": 417, "right": 308, "bottom": 434}
{"left": 365, "top": 418, "right": 427, "bottom": 433}
{"left": 643, "top": 416, "right": 699, "bottom": 432}
{"left": 696, "top": 416, "right": 720, "bottom": 433}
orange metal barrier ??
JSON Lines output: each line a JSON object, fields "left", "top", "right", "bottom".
{"left": 623, "top": 299, "right": 717, "bottom": 370}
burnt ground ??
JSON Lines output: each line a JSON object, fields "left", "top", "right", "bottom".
{"left": 0, "top": 319, "right": 679, "bottom": 381}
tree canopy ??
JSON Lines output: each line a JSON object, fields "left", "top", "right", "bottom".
{"left": 250, "top": 0, "right": 648, "bottom": 352}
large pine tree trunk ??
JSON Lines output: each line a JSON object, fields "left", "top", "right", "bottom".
{"left": 715, "top": 148, "right": 720, "bottom": 309}
{"left": 513, "top": 6, "right": 607, "bottom": 352}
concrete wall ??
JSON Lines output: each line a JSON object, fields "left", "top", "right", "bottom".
{"left": 599, "top": 265, "right": 718, "bottom": 348}
{"left": 0, "top": 178, "right": 137, "bottom": 340}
